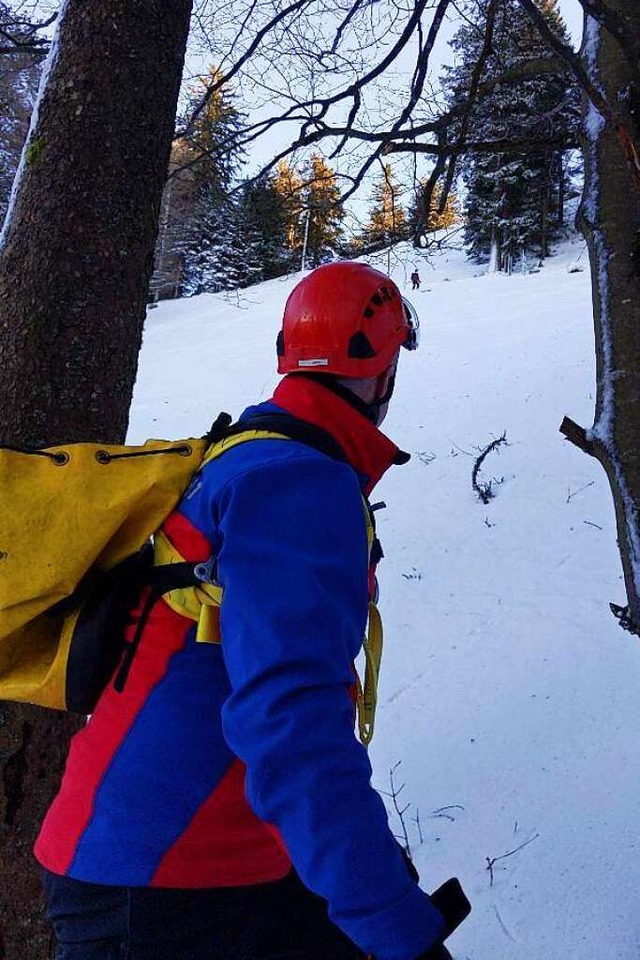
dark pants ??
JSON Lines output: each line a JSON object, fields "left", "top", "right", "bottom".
{"left": 41, "top": 868, "right": 365, "bottom": 960}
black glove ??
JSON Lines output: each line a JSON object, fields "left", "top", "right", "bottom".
{"left": 430, "top": 877, "right": 471, "bottom": 940}
{"left": 414, "top": 877, "right": 471, "bottom": 960}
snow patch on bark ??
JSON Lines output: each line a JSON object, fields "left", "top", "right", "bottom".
{"left": 0, "top": 0, "right": 71, "bottom": 252}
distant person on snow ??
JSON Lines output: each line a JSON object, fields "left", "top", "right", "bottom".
{"left": 411, "top": 270, "right": 421, "bottom": 290}
{"left": 36, "top": 261, "right": 470, "bottom": 960}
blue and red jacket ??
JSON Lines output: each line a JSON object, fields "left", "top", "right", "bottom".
{"left": 36, "top": 375, "right": 444, "bottom": 960}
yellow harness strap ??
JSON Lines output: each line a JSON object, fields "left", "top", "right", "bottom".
{"left": 356, "top": 602, "right": 383, "bottom": 747}
{"left": 153, "top": 429, "right": 384, "bottom": 745}
{"left": 154, "top": 529, "right": 223, "bottom": 643}
{"left": 200, "top": 429, "right": 291, "bottom": 468}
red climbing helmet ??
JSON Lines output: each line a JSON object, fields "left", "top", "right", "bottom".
{"left": 277, "top": 261, "right": 419, "bottom": 379}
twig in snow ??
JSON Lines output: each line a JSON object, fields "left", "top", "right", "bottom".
{"left": 472, "top": 433, "right": 508, "bottom": 504}
{"left": 383, "top": 761, "right": 411, "bottom": 855}
{"left": 583, "top": 519, "right": 603, "bottom": 530}
{"left": 412, "top": 808, "right": 424, "bottom": 845}
{"left": 428, "top": 804, "right": 465, "bottom": 822}
{"left": 566, "top": 480, "right": 595, "bottom": 503}
{"left": 493, "top": 904, "right": 517, "bottom": 942}
{"left": 486, "top": 832, "right": 540, "bottom": 887}
{"left": 448, "top": 439, "right": 474, "bottom": 457}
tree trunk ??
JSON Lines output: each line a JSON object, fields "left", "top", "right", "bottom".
{"left": 488, "top": 223, "right": 500, "bottom": 273}
{"left": 540, "top": 192, "right": 548, "bottom": 261}
{"left": 0, "top": 0, "right": 192, "bottom": 448}
{"left": 540, "top": 162, "right": 551, "bottom": 260}
{"left": 557, "top": 151, "right": 565, "bottom": 227}
{"left": 0, "top": 2, "right": 192, "bottom": 957}
{"left": 570, "top": 5, "right": 640, "bottom": 627}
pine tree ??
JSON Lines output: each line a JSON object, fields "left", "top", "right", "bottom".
{"left": 361, "top": 165, "right": 408, "bottom": 250}
{"left": 407, "top": 180, "right": 459, "bottom": 240}
{"left": 273, "top": 159, "right": 305, "bottom": 259}
{"left": 205, "top": 194, "right": 264, "bottom": 292}
{"left": 181, "top": 67, "right": 245, "bottom": 201}
{"left": 444, "top": 0, "right": 578, "bottom": 270}
{"left": 151, "top": 67, "right": 245, "bottom": 298}
{"left": 302, "top": 154, "right": 344, "bottom": 266}
{"left": 241, "top": 173, "right": 294, "bottom": 279}
{"left": 150, "top": 140, "right": 199, "bottom": 300}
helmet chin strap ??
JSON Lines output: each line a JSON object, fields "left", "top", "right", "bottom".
{"left": 297, "top": 372, "right": 395, "bottom": 426}
{"left": 373, "top": 372, "right": 396, "bottom": 414}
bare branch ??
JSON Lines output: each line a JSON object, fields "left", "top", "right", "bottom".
{"left": 559, "top": 415, "right": 596, "bottom": 456}
{"left": 0, "top": 11, "right": 55, "bottom": 57}
{"left": 394, "top": 0, "right": 454, "bottom": 132}
{"left": 180, "top": 0, "right": 314, "bottom": 139}
{"left": 385, "top": 135, "right": 578, "bottom": 156}
{"left": 437, "top": 0, "right": 500, "bottom": 213}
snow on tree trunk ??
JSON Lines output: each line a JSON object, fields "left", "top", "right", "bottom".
{"left": 572, "top": 6, "right": 640, "bottom": 628}
{"left": 0, "top": 2, "right": 192, "bottom": 956}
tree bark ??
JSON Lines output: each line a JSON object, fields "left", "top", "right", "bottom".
{"left": 572, "top": 4, "right": 640, "bottom": 626}
{"left": 0, "top": 0, "right": 192, "bottom": 448}
{"left": 0, "top": 2, "right": 192, "bottom": 957}
{"left": 540, "top": 173, "right": 550, "bottom": 261}
{"left": 557, "top": 151, "right": 565, "bottom": 227}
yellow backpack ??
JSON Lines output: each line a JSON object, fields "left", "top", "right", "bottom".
{"left": 0, "top": 415, "right": 383, "bottom": 742}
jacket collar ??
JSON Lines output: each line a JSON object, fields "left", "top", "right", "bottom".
{"left": 270, "top": 375, "right": 409, "bottom": 495}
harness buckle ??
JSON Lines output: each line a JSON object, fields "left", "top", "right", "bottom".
{"left": 194, "top": 555, "right": 218, "bottom": 585}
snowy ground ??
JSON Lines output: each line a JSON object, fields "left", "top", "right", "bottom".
{"left": 130, "top": 235, "right": 640, "bottom": 960}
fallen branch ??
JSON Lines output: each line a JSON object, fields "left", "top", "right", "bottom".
{"left": 472, "top": 433, "right": 507, "bottom": 504}
{"left": 427, "top": 804, "right": 465, "bottom": 822}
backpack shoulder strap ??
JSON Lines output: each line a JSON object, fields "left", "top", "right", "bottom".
{"left": 211, "top": 412, "right": 349, "bottom": 465}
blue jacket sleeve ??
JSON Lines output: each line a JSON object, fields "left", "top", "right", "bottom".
{"left": 217, "top": 449, "right": 445, "bottom": 960}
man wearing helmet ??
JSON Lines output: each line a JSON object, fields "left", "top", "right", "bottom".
{"left": 37, "top": 263, "right": 470, "bottom": 959}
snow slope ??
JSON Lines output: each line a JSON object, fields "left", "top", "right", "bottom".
{"left": 130, "top": 236, "right": 639, "bottom": 960}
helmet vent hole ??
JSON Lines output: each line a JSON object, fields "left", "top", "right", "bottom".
{"left": 363, "top": 307, "right": 375, "bottom": 319}
{"left": 348, "top": 331, "right": 376, "bottom": 359}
